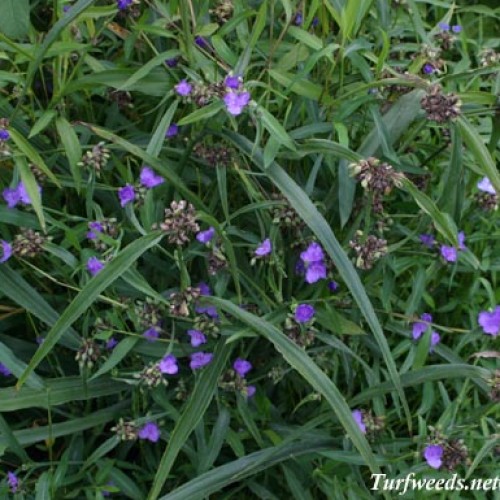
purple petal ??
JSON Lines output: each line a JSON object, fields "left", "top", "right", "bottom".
{"left": 140, "top": 167, "right": 165, "bottom": 188}
{"left": 352, "top": 410, "right": 366, "bottom": 434}
{"left": 196, "top": 227, "right": 216, "bottom": 244}
{"left": 0, "top": 240, "right": 12, "bottom": 263}
{"left": 233, "top": 358, "right": 252, "bottom": 378}
{"left": 477, "top": 177, "right": 496, "bottom": 194}
{"left": 138, "top": 422, "right": 161, "bottom": 442}
{"left": 440, "top": 245, "right": 457, "bottom": 262}
{"left": 190, "top": 351, "right": 213, "bottom": 370}
{"left": 478, "top": 306, "right": 500, "bottom": 336}
{"left": 305, "top": 262, "right": 327, "bottom": 284}
{"left": 158, "top": 354, "right": 179, "bottom": 374}
{"left": 87, "top": 257, "right": 104, "bottom": 276}
{"left": 118, "top": 184, "right": 135, "bottom": 207}
{"left": 423, "top": 445, "right": 443, "bottom": 469}
{"left": 295, "top": 304, "right": 315, "bottom": 323}
{"left": 187, "top": 329, "right": 207, "bottom": 347}
{"left": 255, "top": 238, "right": 272, "bottom": 256}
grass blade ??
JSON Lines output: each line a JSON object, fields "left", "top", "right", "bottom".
{"left": 16, "top": 232, "right": 164, "bottom": 388}
{"left": 147, "top": 340, "right": 232, "bottom": 499}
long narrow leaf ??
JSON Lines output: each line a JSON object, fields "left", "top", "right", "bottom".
{"left": 17, "top": 232, "right": 164, "bottom": 388}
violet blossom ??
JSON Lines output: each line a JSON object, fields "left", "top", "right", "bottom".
{"left": 478, "top": 306, "right": 500, "bottom": 336}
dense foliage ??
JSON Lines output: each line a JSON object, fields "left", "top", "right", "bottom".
{"left": 0, "top": 0, "right": 499, "bottom": 498}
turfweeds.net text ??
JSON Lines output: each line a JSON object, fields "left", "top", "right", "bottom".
{"left": 371, "top": 473, "right": 500, "bottom": 495}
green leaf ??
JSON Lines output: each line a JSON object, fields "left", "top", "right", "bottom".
{"left": 456, "top": 116, "right": 500, "bottom": 195}
{"left": 89, "top": 337, "right": 139, "bottom": 381}
{"left": 118, "top": 50, "right": 179, "bottom": 90}
{"left": 17, "top": 232, "right": 164, "bottom": 388}
{"left": 29, "top": 110, "right": 57, "bottom": 138}
{"left": 146, "top": 100, "right": 178, "bottom": 158}
{"left": 0, "top": 377, "right": 129, "bottom": 412}
{"left": 161, "top": 439, "right": 337, "bottom": 500}
{"left": 208, "top": 298, "right": 381, "bottom": 475}
{"left": 349, "top": 364, "right": 489, "bottom": 405}
{"left": 358, "top": 89, "right": 425, "bottom": 157}
{"left": 0, "top": 341, "right": 45, "bottom": 389}
{"left": 177, "top": 101, "right": 224, "bottom": 126}
{"left": 19, "top": 0, "right": 96, "bottom": 108}
{"left": 222, "top": 130, "right": 412, "bottom": 431}
{"left": 401, "top": 178, "right": 458, "bottom": 246}
{"left": 56, "top": 117, "right": 82, "bottom": 192}
{"left": 35, "top": 472, "right": 52, "bottom": 500}
{"left": 16, "top": 156, "right": 46, "bottom": 231}
{"left": 148, "top": 340, "right": 232, "bottom": 499}
{"left": 0, "top": 266, "right": 80, "bottom": 349}
{"left": 0, "top": 0, "right": 30, "bottom": 39}
{"left": 9, "top": 128, "right": 60, "bottom": 188}
{"left": 258, "top": 106, "right": 296, "bottom": 151}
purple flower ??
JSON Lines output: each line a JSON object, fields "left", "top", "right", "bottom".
{"left": 3, "top": 182, "right": 40, "bottom": 208}
{"left": 223, "top": 91, "right": 251, "bottom": 116}
{"left": 478, "top": 306, "right": 500, "bottom": 336}
{"left": 0, "top": 240, "right": 12, "bottom": 263}
{"left": 175, "top": 80, "right": 192, "bottom": 96}
{"left": 419, "top": 234, "right": 435, "bottom": 248}
{"left": 194, "top": 36, "right": 210, "bottom": 49}
{"left": 294, "top": 12, "right": 303, "bottom": 25}
{"left": 195, "top": 283, "right": 219, "bottom": 318}
{"left": 477, "top": 177, "right": 496, "bottom": 194}
{"left": 423, "top": 444, "right": 443, "bottom": 469}
{"left": 118, "top": 184, "right": 135, "bottom": 207}
{"left": 140, "top": 167, "right": 165, "bottom": 189}
{"left": 87, "top": 257, "right": 104, "bottom": 276}
{"left": 452, "top": 25, "right": 462, "bottom": 33}
{"left": 138, "top": 422, "right": 161, "bottom": 442}
{"left": 7, "top": 471, "right": 18, "bottom": 493}
{"left": 438, "top": 22, "right": 450, "bottom": 31}
{"left": 158, "top": 354, "right": 179, "bottom": 374}
{"left": 457, "top": 231, "right": 466, "bottom": 250}
{"left": 190, "top": 351, "right": 213, "bottom": 370}
{"left": 87, "top": 221, "right": 103, "bottom": 240}
{"left": 300, "top": 242, "right": 324, "bottom": 263}
{"left": 430, "top": 331, "right": 441, "bottom": 350}
{"left": 166, "top": 123, "right": 179, "bottom": 138}
{"left": 295, "top": 304, "right": 315, "bottom": 323}
{"left": 255, "top": 238, "right": 272, "bottom": 257}
{"left": 198, "top": 282, "right": 211, "bottom": 296}
{"left": 106, "top": 337, "right": 118, "bottom": 350}
{"left": 18, "top": 182, "right": 39, "bottom": 205}
{"left": 166, "top": 58, "right": 178, "bottom": 68}
{"left": 225, "top": 75, "right": 241, "bottom": 89}
{"left": 2, "top": 187, "right": 20, "bottom": 208}
{"left": 143, "top": 327, "right": 160, "bottom": 342}
{"left": 233, "top": 358, "right": 252, "bottom": 378}
{"left": 423, "top": 63, "right": 435, "bottom": 75}
{"left": 352, "top": 410, "right": 366, "bottom": 434}
{"left": 117, "top": 0, "right": 133, "bottom": 10}
{"left": 246, "top": 385, "right": 256, "bottom": 397}
{"left": 36, "top": 336, "right": 44, "bottom": 345}
{"left": 196, "top": 227, "right": 215, "bottom": 244}
{"left": 440, "top": 245, "right": 457, "bottom": 262}
{"left": 305, "top": 261, "right": 327, "bottom": 284}
{"left": 0, "top": 363, "right": 12, "bottom": 376}
{"left": 328, "top": 280, "right": 339, "bottom": 292}
{"left": 312, "top": 17, "right": 319, "bottom": 27}
{"left": 187, "top": 329, "right": 207, "bottom": 347}
{"left": 412, "top": 313, "right": 433, "bottom": 340}
{"left": 0, "top": 129, "right": 10, "bottom": 141}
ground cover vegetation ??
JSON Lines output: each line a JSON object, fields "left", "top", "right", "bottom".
{"left": 0, "top": 0, "right": 499, "bottom": 498}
